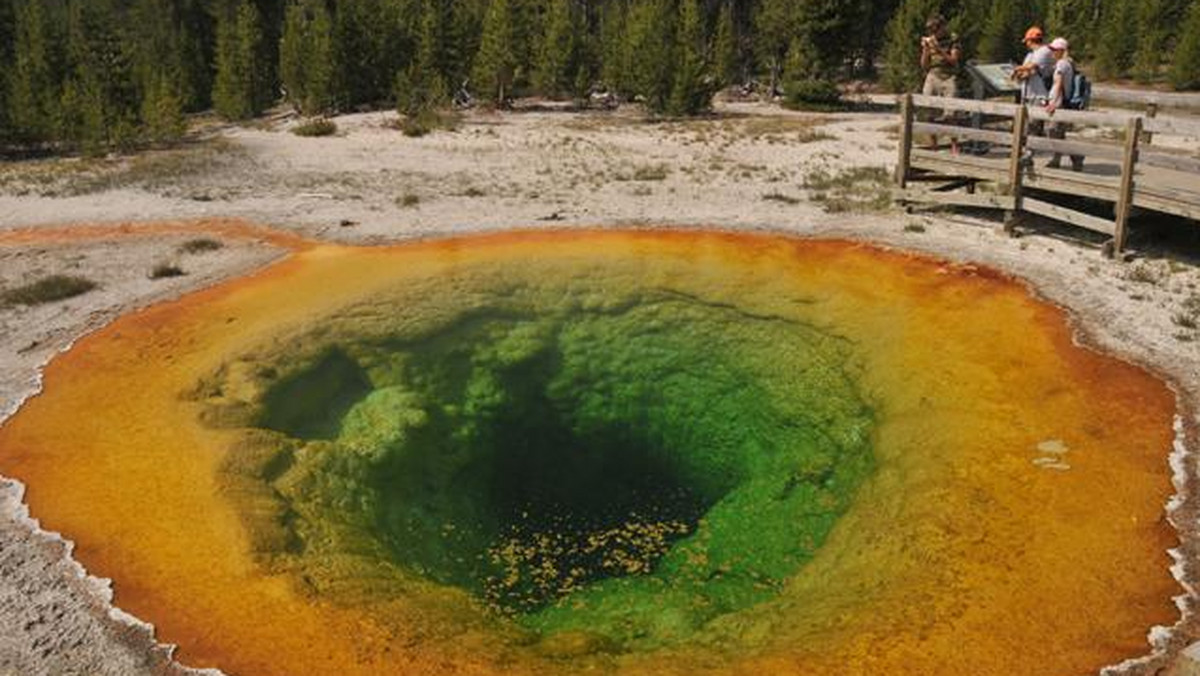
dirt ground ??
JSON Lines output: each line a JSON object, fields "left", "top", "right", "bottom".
{"left": 0, "top": 99, "right": 1198, "bottom": 675}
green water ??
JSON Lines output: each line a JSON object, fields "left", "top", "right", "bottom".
{"left": 215, "top": 285, "right": 874, "bottom": 650}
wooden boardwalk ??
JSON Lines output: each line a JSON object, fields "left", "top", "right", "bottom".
{"left": 895, "top": 94, "right": 1200, "bottom": 255}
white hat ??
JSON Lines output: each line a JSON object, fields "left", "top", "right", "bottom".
{"left": 1050, "top": 37, "right": 1069, "bottom": 51}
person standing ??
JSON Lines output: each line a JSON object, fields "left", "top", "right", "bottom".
{"left": 1013, "top": 27, "right": 1055, "bottom": 106}
{"left": 1012, "top": 26, "right": 1055, "bottom": 162}
{"left": 1045, "top": 37, "right": 1084, "bottom": 171}
{"left": 919, "top": 15, "right": 963, "bottom": 152}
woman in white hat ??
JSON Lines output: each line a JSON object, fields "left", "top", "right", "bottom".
{"left": 1046, "top": 37, "right": 1084, "bottom": 171}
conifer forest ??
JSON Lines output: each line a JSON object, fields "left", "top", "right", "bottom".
{"left": 2, "top": 0, "right": 1199, "bottom": 155}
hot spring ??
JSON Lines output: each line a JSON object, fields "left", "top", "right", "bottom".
{"left": 0, "top": 230, "right": 1180, "bottom": 676}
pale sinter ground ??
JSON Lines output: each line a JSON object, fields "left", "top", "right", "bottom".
{"left": 0, "top": 98, "right": 1198, "bottom": 676}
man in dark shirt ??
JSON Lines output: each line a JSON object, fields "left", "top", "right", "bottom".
{"left": 919, "top": 15, "right": 963, "bottom": 152}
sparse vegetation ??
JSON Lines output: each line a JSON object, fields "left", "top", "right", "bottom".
{"left": 1183, "top": 293, "right": 1200, "bottom": 315}
{"left": 292, "top": 118, "right": 338, "bottom": 137}
{"left": 803, "top": 166, "right": 893, "bottom": 213}
{"left": 149, "top": 264, "right": 186, "bottom": 279}
{"left": 904, "top": 222, "right": 926, "bottom": 233}
{"left": 1125, "top": 262, "right": 1164, "bottom": 285}
{"left": 1172, "top": 312, "right": 1198, "bottom": 329}
{"left": 0, "top": 139, "right": 249, "bottom": 199}
{"left": 632, "top": 164, "right": 670, "bottom": 181}
{"left": 2, "top": 275, "right": 97, "bottom": 306}
{"left": 397, "top": 193, "right": 421, "bottom": 208}
{"left": 762, "top": 191, "right": 801, "bottom": 205}
{"left": 399, "top": 110, "right": 461, "bottom": 138}
{"left": 1174, "top": 293, "right": 1200, "bottom": 332}
{"left": 179, "top": 238, "right": 224, "bottom": 254}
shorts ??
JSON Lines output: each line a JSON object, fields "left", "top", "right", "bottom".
{"left": 923, "top": 72, "right": 959, "bottom": 99}
{"left": 922, "top": 72, "right": 960, "bottom": 122}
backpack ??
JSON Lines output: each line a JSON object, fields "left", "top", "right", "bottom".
{"left": 1067, "top": 71, "right": 1091, "bottom": 110}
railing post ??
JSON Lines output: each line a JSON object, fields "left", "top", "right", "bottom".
{"left": 1143, "top": 103, "right": 1158, "bottom": 146}
{"left": 1112, "top": 116, "right": 1143, "bottom": 256}
{"left": 1004, "top": 104, "right": 1029, "bottom": 234}
{"left": 896, "top": 93, "right": 915, "bottom": 189}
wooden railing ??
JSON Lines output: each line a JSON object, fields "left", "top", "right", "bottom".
{"left": 895, "top": 93, "right": 1200, "bottom": 255}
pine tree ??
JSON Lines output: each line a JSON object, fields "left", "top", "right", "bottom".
{"left": 8, "top": 0, "right": 59, "bottom": 142}
{"left": 782, "top": 34, "right": 840, "bottom": 109}
{"left": 280, "top": 0, "right": 336, "bottom": 115}
{"left": 1170, "top": 0, "right": 1200, "bottom": 90}
{"left": 61, "top": 0, "right": 140, "bottom": 154}
{"left": 472, "top": 0, "right": 517, "bottom": 106}
{"left": 1132, "top": 0, "right": 1168, "bottom": 82}
{"left": 214, "top": 0, "right": 270, "bottom": 120}
{"left": 141, "top": 74, "right": 187, "bottom": 145}
{"left": 414, "top": 0, "right": 459, "bottom": 91}
{"left": 599, "top": 0, "right": 628, "bottom": 97}
{"left": 0, "top": 0, "right": 13, "bottom": 143}
{"left": 667, "top": 0, "right": 714, "bottom": 116}
{"left": 713, "top": 1, "right": 739, "bottom": 87}
{"left": 978, "top": 0, "right": 1041, "bottom": 64}
{"left": 508, "top": 0, "right": 543, "bottom": 91}
{"left": 1047, "top": 0, "right": 1099, "bottom": 61}
{"left": 333, "top": 0, "right": 416, "bottom": 108}
{"left": 453, "top": 0, "right": 488, "bottom": 88}
{"left": 626, "top": 0, "right": 674, "bottom": 111}
{"left": 536, "top": 0, "right": 576, "bottom": 97}
{"left": 852, "top": 0, "right": 901, "bottom": 77}
{"left": 1094, "top": 0, "right": 1137, "bottom": 79}
{"left": 881, "top": 0, "right": 940, "bottom": 92}
{"left": 754, "top": 0, "right": 796, "bottom": 94}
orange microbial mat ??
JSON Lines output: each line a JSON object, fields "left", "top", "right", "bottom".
{"left": 0, "top": 230, "right": 1180, "bottom": 676}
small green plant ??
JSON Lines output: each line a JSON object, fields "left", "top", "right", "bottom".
{"left": 179, "top": 238, "right": 224, "bottom": 254}
{"left": 633, "top": 164, "right": 670, "bottom": 181}
{"left": 462, "top": 186, "right": 488, "bottom": 198}
{"left": 400, "top": 109, "right": 460, "bottom": 138}
{"left": 803, "top": 166, "right": 893, "bottom": 213}
{"left": 2, "top": 275, "right": 97, "bottom": 306}
{"left": 904, "top": 222, "right": 927, "bottom": 233}
{"left": 1183, "top": 293, "right": 1200, "bottom": 315}
{"left": 149, "top": 264, "right": 186, "bottom": 279}
{"left": 762, "top": 192, "right": 801, "bottom": 205}
{"left": 1124, "top": 263, "right": 1163, "bottom": 285}
{"left": 292, "top": 118, "right": 338, "bottom": 137}
{"left": 397, "top": 193, "right": 420, "bottom": 208}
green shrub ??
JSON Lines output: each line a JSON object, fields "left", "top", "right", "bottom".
{"left": 401, "top": 109, "right": 459, "bottom": 138}
{"left": 292, "top": 118, "right": 337, "bottom": 137}
{"left": 179, "top": 238, "right": 224, "bottom": 254}
{"left": 2, "top": 275, "right": 97, "bottom": 305}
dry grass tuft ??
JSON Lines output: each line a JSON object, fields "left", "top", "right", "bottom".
{"left": 2, "top": 275, "right": 97, "bottom": 306}
{"left": 179, "top": 238, "right": 224, "bottom": 254}
{"left": 803, "top": 166, "right": 893, "bottom": 213}
{"left": 292, "top": 118, "right": 338, "bottom": 137}
{"left": 149, "top": 263, "right": 186, "bottom": 279}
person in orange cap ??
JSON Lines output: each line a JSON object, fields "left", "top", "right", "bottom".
{"left": 1012, "top": 26, "right": 1055, "bottom": 105}
{"left": 1012, "top": 26, "right": 1056, "bottom": 162}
